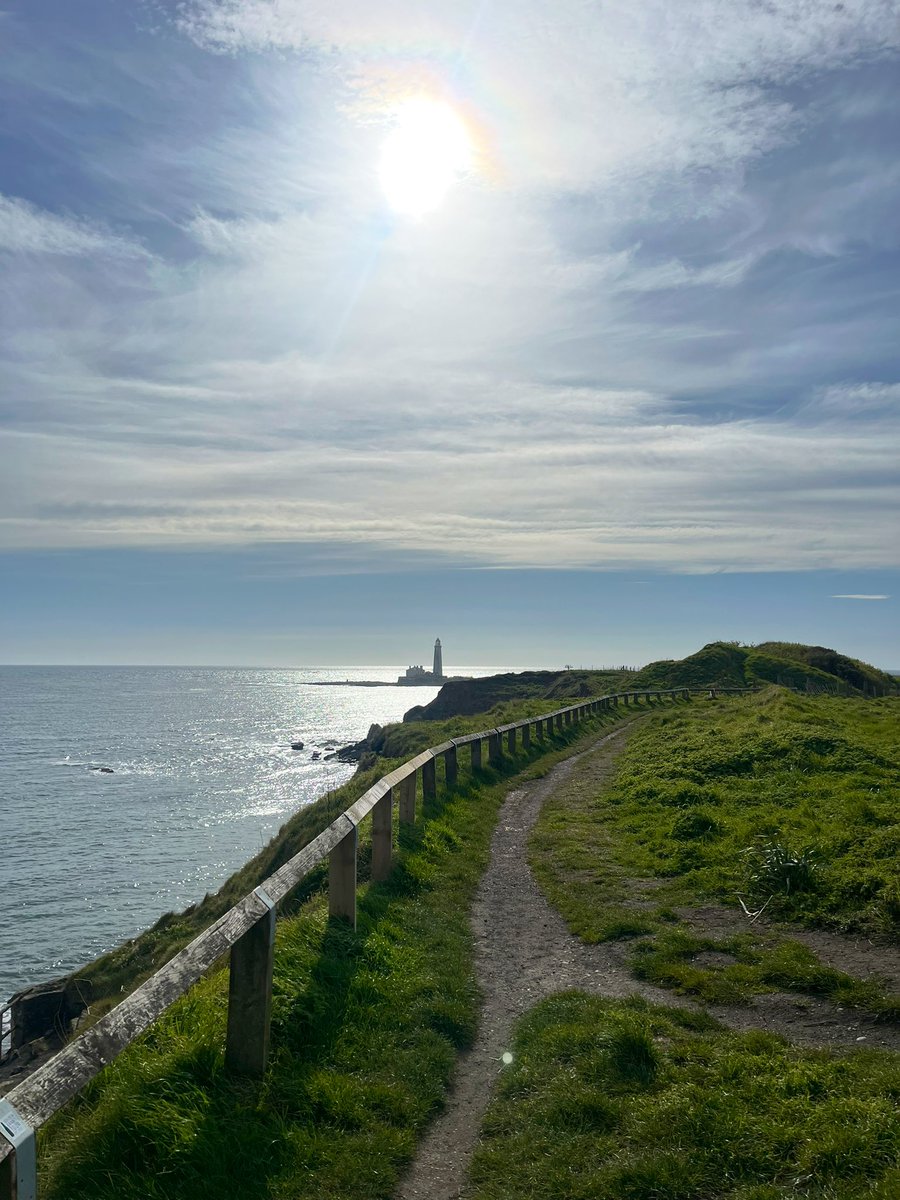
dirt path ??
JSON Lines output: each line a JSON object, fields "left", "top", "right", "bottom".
{"left": 395, "top": 722, "right": 900, "bottom": 1200}
{"left": 395, "top": 724, "right": 662, "bottom": 1200}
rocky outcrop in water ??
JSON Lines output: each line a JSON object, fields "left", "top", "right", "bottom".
{"left": 325, "top": 723, "right": 385, "bottom": 771}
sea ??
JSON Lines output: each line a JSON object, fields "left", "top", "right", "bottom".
{"left": 0, "top": 665, "right": 493, "bottom": 1008}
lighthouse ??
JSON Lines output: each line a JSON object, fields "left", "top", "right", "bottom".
{"left": 433, "top": 637, "right": 443, "bottom": 680}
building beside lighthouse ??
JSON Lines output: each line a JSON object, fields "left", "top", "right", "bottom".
{"left": 398, "top": 638, "right": 447, "bottom": 685}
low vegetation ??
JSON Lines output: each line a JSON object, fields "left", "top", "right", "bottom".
{"left": 401, "top": 667, "right": 636, "bottom": 722}
{"left": 530, "top": 689, "right": 900, "bottom": 1013}
{"left": 631, "top": 641, "right": 898, "bottom": 697}
{"left": 631, "top": 927, "right": 900, "bottom": 1019}
{"left": 38, "top": 707, "right": 626, "bottom": 1199}
{"left": 469, "top": 993, "right": 900, "bottom": 1200}
{"left": 33, "top": 649, "right": 900, "bottom": 1196}
{"left": 79, "top": 643, "right": 893, "bottom": 1009}
{"left": 74, "top": 695, "right": 602, "bottom": 1011}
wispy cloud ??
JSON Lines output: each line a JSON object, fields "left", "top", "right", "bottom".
{"left": 179, "top": 0, "right": 900, "bottom": 197}
{"left": 0, "top": 1, "right": 898, "bottom": 578}
{"left": 831, "top": 594, "right": 890, "bottom": 600}
{"left": 0, "top": 194, "right": 147, "bottom": 258}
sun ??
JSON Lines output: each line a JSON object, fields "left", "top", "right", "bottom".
{"left": 379, "top": 99, "right": 472, "bottom": 217}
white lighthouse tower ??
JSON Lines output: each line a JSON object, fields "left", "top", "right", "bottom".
{"left": 433, "top": 638, "right": 443, "bottom": 680}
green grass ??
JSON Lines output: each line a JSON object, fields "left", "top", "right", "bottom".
{"left": 37, "top": 705, "right": 628, "bottom": 1199}
{"left": 468, "top": 993, "right": 900, "bottom": 1200}
{"left": 531, "top": 689, "right": 900, "bottom": 937}
{"left": 630, "top": 640, "right": 899, "bottom": 697}
{"left": 74, "top": 694, "right": 611, "bottom": 1012}
{"left": 631, "top": 928, "right": 900, "bottom": 1019}
{"left": 529, "top": 688, "right": 900, "bottom": 1013}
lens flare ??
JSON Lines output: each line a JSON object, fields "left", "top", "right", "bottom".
{"left": 379, "top": 99, "right": 472, "bottom": 216}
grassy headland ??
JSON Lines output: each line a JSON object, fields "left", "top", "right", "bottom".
{"left": 28, "top": 642, "right": 900, "bottom": 1193}
{"left": 401, "top": 668, "right": 636, "bottom": 722}
{"left": 472, "top": 665, "right": 900, "bottom": 1200}
{"left": 72, "top": 639, "right": 895, "bottom": 1010}
{"left": 530, "top": 687, "right": 900, "bottom": 1014}
{"left": 630, "top": 640, "right": 899, "bottom": 697}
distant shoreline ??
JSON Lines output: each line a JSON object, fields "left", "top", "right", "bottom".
{"left": 301, "top": 677, "right": 470, "bottom": 688}
{"left": 301, "top": 680, "right": 412, "bottom": 688}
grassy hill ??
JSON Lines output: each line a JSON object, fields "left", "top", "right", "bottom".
{"left": 755, "top": 641, "right": 899, "bottom": 695}
{"left": 631, "top": 641, "right": 898, "bottom": 697}
{"left": 401, "top": 642, "right": 896, "bottom": 727}
{"left": 402, "top": 668, "right": 634, "bottom": 722}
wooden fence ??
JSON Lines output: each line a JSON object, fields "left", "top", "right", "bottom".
{"left": 0, "top": 686, "right": 718, "bottom": 1198}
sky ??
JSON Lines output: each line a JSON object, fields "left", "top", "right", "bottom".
{"left": 1, "top": 1, "right": 898, "bottom": 668}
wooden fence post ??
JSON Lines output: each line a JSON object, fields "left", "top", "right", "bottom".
{"left": 522, "top": 723, "right": 531, "bottom": 749}
{"left": 506, "top": 727, "right": 516, "bottom": 754}
{"left": 0, "top": 1099, "right": 35, "bottom": 1200}
{"left": 400, "top": 770, "right": 416, "bottom": 823}
{"left": 371, "top": 788, "right": 393, "bottom": 882}
{"left": 422, "top": 756, "right": 436, "bottom": 802}
{"left": 0, "top": 1150, "right": 10, "bottom": 1200}
{"left": 564, "top": 710, "right": 572, "bottom": 726}
{"left": 225, "top": 887, "right": 276, "bottom": 1078}
{"left": 555, "top": 713, "right": 564, "bottom": 733}
{"left": 329, "top": 822, "right": 357, "bottom": 928}
{"left": 535, "top": 719, "right": 545, "bottom": 741}
{"left": 444, "top": 745, "right": 458, "bottom": 790}
{"left": 488, "top": 731, "right": 502, "bottom": 765}
{"left": 471, "top": 739, "right": 483, "bottom": 771}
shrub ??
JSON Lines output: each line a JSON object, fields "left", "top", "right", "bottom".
{"left": 745, "top": 840, "right": 819, "bottom": 895}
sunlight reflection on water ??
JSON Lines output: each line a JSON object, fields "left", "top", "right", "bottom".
{"left": 0, "top": 665, "right": 490, "bottom": 1001}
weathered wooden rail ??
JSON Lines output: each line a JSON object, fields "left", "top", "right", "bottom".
{"left": 0, "top": 685, "right": 727, "bottom": 1197}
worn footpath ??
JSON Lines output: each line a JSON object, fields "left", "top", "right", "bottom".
{"left": 396, "top": 721, "right": 900, "bottom": 1200}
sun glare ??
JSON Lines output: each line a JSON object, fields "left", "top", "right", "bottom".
{"left": 379, "top": 99, "right": 472, "bottom": 217}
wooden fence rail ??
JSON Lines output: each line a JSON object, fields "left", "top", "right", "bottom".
{"left": 0, "top": 685, "right": 749, "bottom": 1197}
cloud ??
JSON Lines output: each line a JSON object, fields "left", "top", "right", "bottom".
{"left": 831, "top": 594, "right": 890, "bottom": 600}
{"left": 2, "top": 347, "right": 898, "bottom": 572}
{"left": 179, "top": 0, "right": 900, "bottom": 199}
{"left": 0, "top": 194, "right": 147, "bottom": 258}
{"left": 813, "top": 383, "right": 900, "bottom": 416}
{"left": 1, "top": 1, "right": 898, "bottom": 579}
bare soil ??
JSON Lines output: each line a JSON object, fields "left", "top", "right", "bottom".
{"left": 678, "top": 904, "right": 900, "bottom": 991}
{"left": 395, "top": 721, "right": 900, "bottom": 1200}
